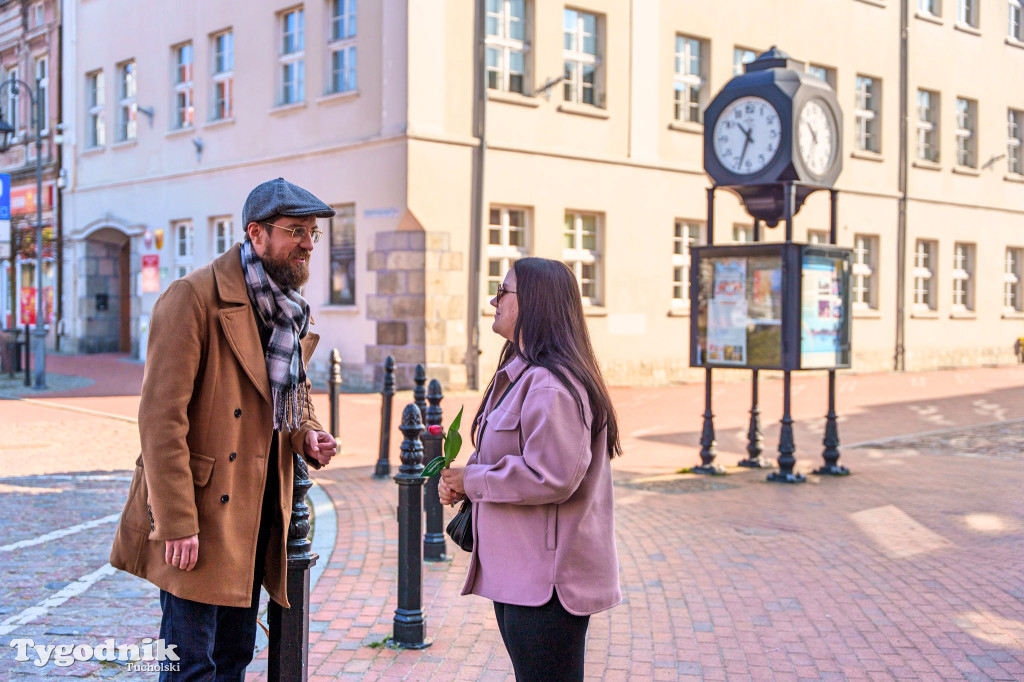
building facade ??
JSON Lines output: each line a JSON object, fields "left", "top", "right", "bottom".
{"left": 0, "top": 0, "right": 61, "bottom": 338}
{"left": 60, "top": 0, "right": 1024, "bottom": 388}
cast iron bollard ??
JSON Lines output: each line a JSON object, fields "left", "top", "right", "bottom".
{"left": 393, "top": 404, "right": 432, "bottom": 649}
{"left": 814, "top": 369, "right": 850, "bottom": 476}
{"left": 768, "top": 370, "right": 806, "bottom": 483}
{"left": 738, "top": 369, "right": 770, "bottom": 468}
{"left": 268, "top": 453, "right": 319, "bottom": 681}
{"left": 413, "top": 364, "right": 427, "bottom": 423}
{"left": 327, "top": 349, "right": 342, "bottom": 437}
{"left": 422, "top": 379, "right": 447, "bottom": 562}
{"left": 374, "top": 356, "right": 396, "bottom": 479}
{"left": 692, "top": 368, "right": 725, "bottom": 474}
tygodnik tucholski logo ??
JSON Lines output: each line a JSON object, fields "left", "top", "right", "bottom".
{"left": 10, "top": 637, "right": 181, "bottom": 672}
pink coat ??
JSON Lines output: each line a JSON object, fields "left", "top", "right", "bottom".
{"left": 461, "top": 356, "right": 621, "bottom": 616}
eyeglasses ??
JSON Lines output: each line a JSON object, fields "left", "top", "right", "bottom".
{"left": 495, "top": 285, "right": 516, "bottom": 303}
{"left": 264, "top": 222, "right": 323, "bottom": 245}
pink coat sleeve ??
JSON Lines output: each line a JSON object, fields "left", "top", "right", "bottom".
{"left": 462, "top": 386, "right": 591, "bottom": 505}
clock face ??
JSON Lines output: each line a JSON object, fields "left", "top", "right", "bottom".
{"left": 797, "top": 100, "right": 835, "bottom": 176}
{"left": 712, "top": 96, "right": 782, "bottom": 175}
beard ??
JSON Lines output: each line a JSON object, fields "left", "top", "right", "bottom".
{"left": 260, "top": 246, "right": 311, "bottom": 290}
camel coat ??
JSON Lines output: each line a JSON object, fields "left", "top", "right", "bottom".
{"left": 109, "top": 243, "right": 322, "bottom": 608}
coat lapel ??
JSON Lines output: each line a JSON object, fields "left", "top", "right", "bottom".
{"left": 213, "top": 244, "right": 272, "bottom": 405}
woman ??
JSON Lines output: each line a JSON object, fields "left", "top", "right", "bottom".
{"left": 439, "top": 257, "right": 622, "bottom": 681}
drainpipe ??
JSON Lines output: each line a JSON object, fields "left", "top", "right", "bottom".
{"left": 465, "top": 0, "right": 487, "bottom": 390}
{"left": 55, "top": 3, "right": 63, "bottom": 351}
{"left": 894, "top": 0, "right": 909, "bottom": 371}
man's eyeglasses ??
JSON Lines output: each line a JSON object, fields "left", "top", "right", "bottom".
{"left": 495, "top": 285, "right": 516, "bottom": 303}
{"left": 264, "top": 222, "right": 323, "bottom": 245}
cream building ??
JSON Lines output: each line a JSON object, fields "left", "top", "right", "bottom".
{"left": 60, "top": 0, "right": 1024, "bottom": 389}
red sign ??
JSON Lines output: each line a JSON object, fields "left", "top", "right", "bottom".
{"left": 11, "top": 184, "right": 54, "bottom": 216}
{"left": 17, "top": 286, "right": 53, "bottom": 326}
{"left": 142, "top": 254, "right": 160, "bottom": 293}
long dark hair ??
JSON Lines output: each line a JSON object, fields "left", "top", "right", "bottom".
{"left": 471, "top": 258, "right": 622, "bottom": 458}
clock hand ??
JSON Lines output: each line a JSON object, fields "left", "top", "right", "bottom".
{"left": 737, "top": 135, "right": 751, "bottom": 169}
{"left": 737, "top": 123, "right": 753, "bottom": 143}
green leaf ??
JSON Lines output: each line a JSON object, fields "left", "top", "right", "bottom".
{"left": 421, "top": 456, "right": 445, "bottom": 478}
{"left": 442, "top": 406, "right": 465, "bottom": 467}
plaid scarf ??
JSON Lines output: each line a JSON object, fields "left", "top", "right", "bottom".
{"left": 240, "top": 239, "right": 311, "bottom": 431}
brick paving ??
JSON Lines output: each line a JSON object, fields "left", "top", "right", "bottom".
{"left": 0, "top": 355, "right": 1022, "bottom": 679}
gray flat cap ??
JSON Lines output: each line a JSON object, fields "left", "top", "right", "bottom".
{"left": 242, "top": 177, "right": 335, "bottom": 226}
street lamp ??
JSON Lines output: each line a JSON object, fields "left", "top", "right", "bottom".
{"left": 0, "top": 75, "right": 46, "bottom": 389}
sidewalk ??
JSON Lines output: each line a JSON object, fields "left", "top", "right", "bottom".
{"left": 0, "top": 355, "right": 1022, "bottom": 680}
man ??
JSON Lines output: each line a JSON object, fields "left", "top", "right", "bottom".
{"left": 110, "top": 178, "right": 339, "bottom": 680}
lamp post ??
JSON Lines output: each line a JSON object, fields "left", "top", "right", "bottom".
{"left": 0, "top": 75, "right": 46, "bottom": 389}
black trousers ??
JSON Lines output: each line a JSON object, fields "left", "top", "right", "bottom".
{"left": 493, "top": 594, "right": 590, "bottom": 682}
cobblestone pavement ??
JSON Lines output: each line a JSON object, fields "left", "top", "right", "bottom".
{"left": 0, "top": 360, "right": 1023, "bottom": 680}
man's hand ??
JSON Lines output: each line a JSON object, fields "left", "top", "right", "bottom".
{"left": 165, "top": 534, "right": 199, "bottom": 571}
{"left": 304, "top": 430, "right": 338, "bottom": 467}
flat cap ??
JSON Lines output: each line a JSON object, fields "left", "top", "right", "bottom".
{"left": 242, "top": 177, "right": 335, "bottom": 226}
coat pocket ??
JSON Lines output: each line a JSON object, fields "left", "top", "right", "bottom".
{"left": 188, "top": 452, "right": 216, "bottom": 487}
{"left": 545, "top": 504, "right": 558, "bottom": 551}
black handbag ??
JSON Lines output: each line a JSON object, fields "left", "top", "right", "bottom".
{"left": 444, "top": 373, "right": 522, "bottom": 553}
{"left": 446, "top": 498, "right": 474, "bottom": 552}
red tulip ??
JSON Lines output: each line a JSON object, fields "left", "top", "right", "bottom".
{"left": 428, "top": 425, "right": 443, "bottom": 436}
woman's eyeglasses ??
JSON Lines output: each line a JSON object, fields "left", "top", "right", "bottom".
{"left": 264, "top": 222, "right": 324, "bottom": 245}
{"left": 495, "top": 285, "right": 516, "bottom": 303}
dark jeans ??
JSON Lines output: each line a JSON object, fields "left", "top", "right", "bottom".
{"left": 493, "top": 594, "right": 590, "bottom": 682}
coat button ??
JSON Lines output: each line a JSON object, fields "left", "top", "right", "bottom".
{"left": 476, "top": 492, "right": 482, "bottom": 499}
{"left": 221, "top": 495, "right": 230, "bottom": 503}
{"left": 229, "top": 452, "right": 237, "bottom": 461}
{"left": 234, "top": 408, "right": 242, "bottom": 418}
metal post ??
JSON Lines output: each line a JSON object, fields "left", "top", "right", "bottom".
{"left": 423, "top": 379, "right": 447, "bottom": 562}
{"left": 413, "top": 364, "right": 427, "bottom": 423}
{"left": 374, "top": 355, "right": 396, "bottom": 479}
{"left": 768, "top": 370, "right": 805, "bottom": 483}
{"left": 327, "top": 349, "right": 342, "bottom": 437}
{"left": 32, "top": 77, "right": 44, "bottom": 389}
{"left": 814, "top": 370, "right": 850, "bottom": 475}
{"left": 693, "top": 369, "right": 723, "bottom": 474}
{"left": 23, "top": 322, "right": 30, "bottom": 387}
{"left": 738, "top": 369, "right": 769, "bottom": 468}
{"left": 268, "top": 453, "right": 319, "bottom": 682}
{"left": 394, "top": 404, "right": 431, "bottom": 649}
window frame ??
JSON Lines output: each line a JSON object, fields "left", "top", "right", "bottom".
{"left": 916, "top": 89, "right": 939, "bottom": 162}
{"left": 486, "top": 205, "right": 530, "bottom": 298}
{"left": 329, "top": 204, "right": 357, "bottom": 306}
{"left": 852, "top": 234, "right": 879, "bottom": 310}
{"left": 485, "top": 0, "right": 528, "bottom": 94}
{"left": 212, "top": 217, "right": 234, "bottom": 257}
{"left": 1011, "top": 0, "right": 1024, "bottom": 40}
{"left": 172, "top": 42, "right": 195, "bottom": 129}
{"left": 1008, "top": 109, "right": 1023, "bottom": 175}
{"left": 913, "top": 239, "right": 937, "bottom": 311}
{"left": 855, "top": 75, "right": 881, "bottom": 153}
{"left": 807, "top": 63, "right": 837, "bottom": 90}
{"left": 279, "top": 7, "right": 306, "bottom": 105}
{"left": 3, "top": 65, "right": 18, "bottom": 134}
{"left": 33, "top": 56, "right": 48, "bottom": 135}
{"left": 562, "top": 210, "right": 602, "bottom": 306}
{"left": 951, "top": 242, "right": 974, "bottom": 312}
{"left": 673, "top": 35, "right": 706, "bottom": 124}
{"left": 117, "top": 59, "right": 137, "bottom": 142}
{"left": 919, "top": 0, "right": 941, "bottom": 16}
{"left": 328, "top": 0, "right": 358, "bottom": 94}
{"left": 671, "top": 220, "right": 702, "bottom": 308}
{"left": 1004, "top": 247, "right": 1024, "bottom": 312}
{"left": 562, "top": 8, "right": 601, "bottom": 107}
{"left": 955, "top": 97, "right": 977, "bottom": 168}
{"left": 957, "top": 0, "right": 979, "bottom": 27}
{"left": 733, "top": 47, "right": 757, "bottom": 76}
{"left": 86, "top": 69, "right": 105, "bottom": 148}
{"left": 211, "top": 30, "right": 234, "bottom": 121}
{"left": 732, "top": 224, "right": 753, "bottom": 243}
{"left": 174, "top": 220, "right": 195, "bottom": 279}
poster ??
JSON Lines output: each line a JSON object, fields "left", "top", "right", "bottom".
{"left": 141, "top": 254, "right": 161, "bottom": 293}
{"left": 801, "top": 254, "right": 844, "bottom": 368}
{"left": 19, "top": 287, "right": 34, "bottom": 325}
{"left": 706, "top": 258, "right": 748, "bottom": 364}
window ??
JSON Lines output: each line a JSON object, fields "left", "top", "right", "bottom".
{"left": 672, "top": 220, "right": 702, "bottom": 306}
{"left": 1011, "top": 0, "right": 1024, "bottom": 40}
{"left": 853, "top": 235, "right": 878, "bottom": 310}
{"left": 329, "top": 204, "right": 356, "bottom": 305}
{"left": 487, "top": 207, "right": 529, "bottom": 296}
{"left": 3, "top": 65, "right": 17, "bottom": 132}
{"left": 733, "top": 47, "right": 757, "bottom": 76}
{"left": 957, "top": 0, "right": 978, "bottom": 26}
{"left": 855, "top": 76, "right": 880, "bottom": 153}
{"left": 732, "top": 224, "right": 753, "bottom": 243}
{"left": 1009, "top": 109, "right": 1023, "bottom": 174}
{"left": 86, "top": 70, "right": 105, "bottom": 147}
{"left": 33, "top": 57, "right": 48, "bottom": 134}
{"left": 174, "top": 220, "right": 194, "bottom": 279}
{"left": 951, "top": 242, "right": 974, "bottom": 312}
{"left": 563, "top": 9, "right": 600, "bottom": 106}
{"left": 808, "top": 230, "right": 830, "bottom": 245}
{"left": 212, "top": 217, "right": 233, "bottom": 257}
{"left": 913, "top": 240, "right": 937, "bottom": 310}
{"left": 563, "top": 211, "right": 601, "bottom": 305}
{"left": 117, "top": 60, "right": 137, "bottom": 141}
{"left": 955, "top": 97, "right": 977, "bottom": 168}
{"left": 328, "top": 0, "right": 357, "bottom": 94}
{"left": 1004, "top": 248, "right": 1023, "bottom": 312}
{"left": 919, "top": 0, "right": 941, "bottom": 16}
{"left": 673, "top": 36, "right": 706, "bottom": 124}
{"left": 173, "top": 43, "right": 194, "bottom": 129}
{"left": 486, "top": 0, "right": 526, "bottom": 94}
{"left": 280, "top": 8, "right": 305, "bottom": 104}
{"left": 212, "top": 30, "right": 234, "bottom": 120}
{"left": 807, "top": 64, "right": 836, "bottom": 89}
{"left": 917, "top": 90, "right": 939, "bottom": 162}
{"left": 30, "top": 2, "right": 43, "bottom": 28}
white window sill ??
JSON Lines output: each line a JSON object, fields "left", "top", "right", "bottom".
{"left": 952, "top": 165, "right": 980, "bottom": 176}
{"left": 203, "top": 117, "right": 236, "bottom": 130}
{"left": 320, "top": 304, "right": 359, "bottom": 313}
{"left": 668, "top": 120, "right": 703, "bottom": 135}
{"left": 853, "top": 0, "right": 886, "bottom": 7}
{"left": 269, "top": 101, "right": 307, "bottom": 116}
{"left": 852, "top": 308, "right": 882, "bottom": 319}
{"left": 80, "top": 146, "right": 106, "bottom": 157}
{"left": 582, "top": 305, "right": 608, "bottom": 316}
{"left": 851, "top": 149, "right": 884, "bottom": 162}
{"left": 1005, "top": 173, "right": 1024, "bottom": 183}
{"left": 667, "top": 306, "right": 691, "bottom": 317}
{"left": 954, "top": 22, "right": 981, "bottom": 36}
{"left": 1006, "top": 37, "right": 1024, "bottom": 50}
{"left": 488, "top": 90, "right": 540, "bottom": 108}
{"left": 910, "top": 308, "right": 939, "bottom": 319}
{"left": 110, "top": 139, "right": 138, "bottom": 150}
{"left": 318, "top": 90, "right": 359, "bottom": 105}
{"left": 912, "top": 159, "right": 942, "bottom": 171}
{"left": 557, "top": 102, "right": 611, "bottom": 119}
{"left": 914, "top": 10, "right": 943, "bottom": 25}
{"left": 1002, "top": 310, "right": 1024, "bottom": 319}
{"left": 165, "top": 126, "right": 195, "bottom": 139}
{"left": 950, "top": 310, "right": 977, "bottom": 320}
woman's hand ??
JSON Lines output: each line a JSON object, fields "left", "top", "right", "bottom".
{"left": 439, "top": 467, "right": 467, "bottom": 505}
